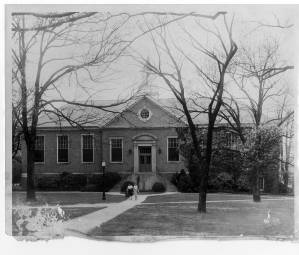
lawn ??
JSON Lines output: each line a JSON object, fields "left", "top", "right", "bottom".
{"left": 143, "top": 192, "right": 287, "bottom": 203}
{"left": 12, "top": 192, "right": 126, "bottom": 206}
{"left": 89, "top": 193, "right": 294, "bottom": 239}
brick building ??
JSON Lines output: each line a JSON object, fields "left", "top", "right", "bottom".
{"left": 20, "top": 95, "right": 288, "bottom": 193}
{"left": 21, "top": 96, "right": 186, "bottom": 191}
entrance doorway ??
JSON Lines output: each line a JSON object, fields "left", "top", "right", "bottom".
{"left": 139, "top": 146, "right": 152, "bottom": 172}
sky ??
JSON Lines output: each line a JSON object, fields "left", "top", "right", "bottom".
{"left": 9, "top": 5, "right": 299, "bottom": 116}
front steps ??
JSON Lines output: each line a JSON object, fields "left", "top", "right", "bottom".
{"left": 111, "top": 173, "right": 177, "bottom": 192}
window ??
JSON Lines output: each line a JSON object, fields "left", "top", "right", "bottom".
{"left": 168, "top": 137, "right": 179, "bottom": 162}
{"left": 57, "top": 135, "right": 68, "bottom": 163}
{"left": 110, "top": 138, "right": 123, "bottom": 163}
{"left": 34, "top": 136, "right": 44, "bottom": 163}
{"left": 82, "top": 135, "right": 94, "bottom": 163}
{"left": 140, "top": 109, "right": 149, "bottom": 119}
{"left": 138, "top": 107, "right": 152, "bottom": 121}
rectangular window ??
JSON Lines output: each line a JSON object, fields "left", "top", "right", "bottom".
{"left": 57, "top": 135, "right": 68, "bottom": 163}
{"left": 110, "top": 138, "right": 123, "bottom": 163}
{"left": 168, "top": 137, "right": 179, "bottom": 162}
{"left": 34, "top": 136, "right": 44, "bottom": 163}
{"left": 82, "top": 135, "right": 94, "bottom": 163}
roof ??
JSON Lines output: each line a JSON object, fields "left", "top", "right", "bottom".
{"left": 36, "top": 95, "right": 277, "bottom": 129}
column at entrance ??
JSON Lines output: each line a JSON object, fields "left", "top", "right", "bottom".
{"left": 132, "top": 133, "right": 158, "bottom": 174}
{"left": 133, "top": 143, "right": 138, "bottom": 174}
{"left": 151, "top": 144, "right": 156, "bottom": 173}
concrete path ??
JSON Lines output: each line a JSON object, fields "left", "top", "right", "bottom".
{"left": 62, "top": 194, "right": 149, "bottom": 236}
{"left": 62, "top": 192, "right": 177, "bottom": 236}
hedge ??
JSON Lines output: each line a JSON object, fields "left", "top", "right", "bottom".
{"left": 36, "top": 172, "right": 121, "bottom": 191}
{"left": 152, "top": 182, "right": 166, "bottom": 192}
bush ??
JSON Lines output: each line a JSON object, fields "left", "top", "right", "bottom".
{"left": 12, "top": 158, "right": 22, "bottom": 184}
{"left": 120, "top": 181, "right": 135, "bottom": 193}
{"left": 37, "top": 172, "right": 121, "bottom": 191}
{"left": 171, "top": 170, "right": 196, "bottom": 193}
{"left": 152, "top": 182, "right": 166, "bottom": 193}
{"left": 37, "top": 175, "right": 60, "bottom": 191}
{"left": 59, "top": 172, "right": 87, "bottom": 191}
{"left": 177, "top": 174, "right": 194, "bottom": 193}
{"left": 81, "top": 184, "right": 98, "bottom": 192}
{"left": 278, "top": 183, "right": 289, "bottom": 194}
{"left": 102, "top": 172, "right": 121, "bottom": 191}
{"left": 236, "top": 174, "right": 251, "bottom": 192}
{"left": 208, "top": 172, "right": 234, "bottom": 192}
{"left": 171, "top": 172, "right": 180, "bottom": 186}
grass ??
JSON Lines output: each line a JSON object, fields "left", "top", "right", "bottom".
{"left": 89, "top": 193, "right": 294, "bottom": 238}
{"left": 12, "top": 206, "right": 105, "bottom": 236}
{"left": 12, "top": 192, "right": 126, "bottom": 206}
{"left": 142, "top": 192, "right": 289, "bottom": 203}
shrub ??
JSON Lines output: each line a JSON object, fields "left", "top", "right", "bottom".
{"left": 171, "top": 170, "right": 196, "bottom": 193}
{"left": 102, "top": 172, "right": 121, "bottom": 191}
{"left": 208, "top": 172, "right": 234, "bottom": 192}
{"left": 177, "top": 174, "right": 194, "bottom": 193}
{"left": 59, "top": 172, "right": 87, "bottom": 191}
{"left": 278, "top": 183, "right": 289, "bottom": 194}
{"left": 37, "top": 172, "right": 121, "bottom": 191}
{"left": 37, "top": 175, "right": 60, "bottom": 191}
{"left": 236, "top": 174, "right": 251, "bottom": 192}
{"left": 152, "top": 182, "right": 166, "bottom": 192}
{"left": 120, "top": 181, "right": 135, "bottom": 193}
{"left": 171, "top": 172, "right": 180, "bottom": 186}
{"left": 81, "top": 184, "right": 98, "bottom": 192}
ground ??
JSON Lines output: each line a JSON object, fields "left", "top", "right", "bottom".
{"left": 12, "top": 192, "right": 126, "bottom": 206}
{"left": 90, "top": 193, "right": 294, "bottom": 238}
{"left": 11, "top": 192, "right": 294, "bottom": 239}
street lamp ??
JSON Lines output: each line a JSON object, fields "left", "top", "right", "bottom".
{"left": 102, "top": 161, "right": 106, "bottom": 200}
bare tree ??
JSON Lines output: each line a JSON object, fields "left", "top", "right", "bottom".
{"left": 137, "top": 13, "right": 237, "bottom": 212}
{"left": 12, "top": 11, "right": 228, "bottom": 201}
{"left": 220, "top": 38, "right": 294, "bottom": 201}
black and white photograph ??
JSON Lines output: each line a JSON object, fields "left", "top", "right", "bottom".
{"left": 3, "top": 3, "right": 298, "bottom": 245}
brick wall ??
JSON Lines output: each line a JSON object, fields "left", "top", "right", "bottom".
{"left": 21, "top": 128, "right": 102, "bottom": 176}
{"left": 21, "top": 127, "right": 185, "bottom": 177}
{"left": 102, "top": 127, "right": 185, "bottom": 174}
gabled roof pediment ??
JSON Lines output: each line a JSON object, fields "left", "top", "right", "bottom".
{"left": 105, "top": 96, "right": 185, "bottom": 128}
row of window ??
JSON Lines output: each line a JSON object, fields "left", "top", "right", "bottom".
{"left": 34, "top": 135, "right": 94, "bottom": 163}
{"left": 33, "top": 136, "right": 180, "bottom": 163}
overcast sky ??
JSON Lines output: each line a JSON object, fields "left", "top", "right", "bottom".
{"left": 10, "top": 5, "right": 298, "bottom": 115}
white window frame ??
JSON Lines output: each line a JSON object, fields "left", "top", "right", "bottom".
{"left": 57, "top": 135, "right": 69, "bottom": 164}
{"left": 137, "top": 107, "right": 152, "bottom": 122}
{"left": 81, "top": 134, "right": 94, "bottom": 163}
{"left": 110, "top": 137, "right": 123, "bottom": 163}
{"left": 167, "top": 136, "right": 180, "bottom": 163}
{"left": 34, "top": 135, "right": 45, "bottom": 164}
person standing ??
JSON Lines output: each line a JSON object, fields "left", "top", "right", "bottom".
{"left": 133, "top": 184, "right": 139, "bottom": 200}
{"left": 127, "top": 184, "right": 133, "bottom": 200}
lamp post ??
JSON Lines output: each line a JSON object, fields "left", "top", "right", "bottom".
{"left": 102, "top": 161, "right": 106, "bottom": 200}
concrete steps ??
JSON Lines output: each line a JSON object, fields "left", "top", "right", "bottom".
{"left": 110, "top": 173, "right": 177, "bottom": 192}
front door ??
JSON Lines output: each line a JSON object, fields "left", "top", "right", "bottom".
{"left": 139, "top": 146, "right": 152, "bottom": 172}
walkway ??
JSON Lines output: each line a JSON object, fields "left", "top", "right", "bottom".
{"left": 62, "top": 192, "right": 177, "bottom": 237}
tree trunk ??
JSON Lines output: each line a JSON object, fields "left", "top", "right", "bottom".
{"left": 252, "top": 173, "right": 261, "bottom": 202}
{"left": 198, "top": 172, "right": 208, "bottom": 212}
{"left": 26, "top": 141, "right": 36, "bottom": 202}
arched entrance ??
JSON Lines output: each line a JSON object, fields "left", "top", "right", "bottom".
{"left": 132, "top": 133, "right": 157, "bottom": 173}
